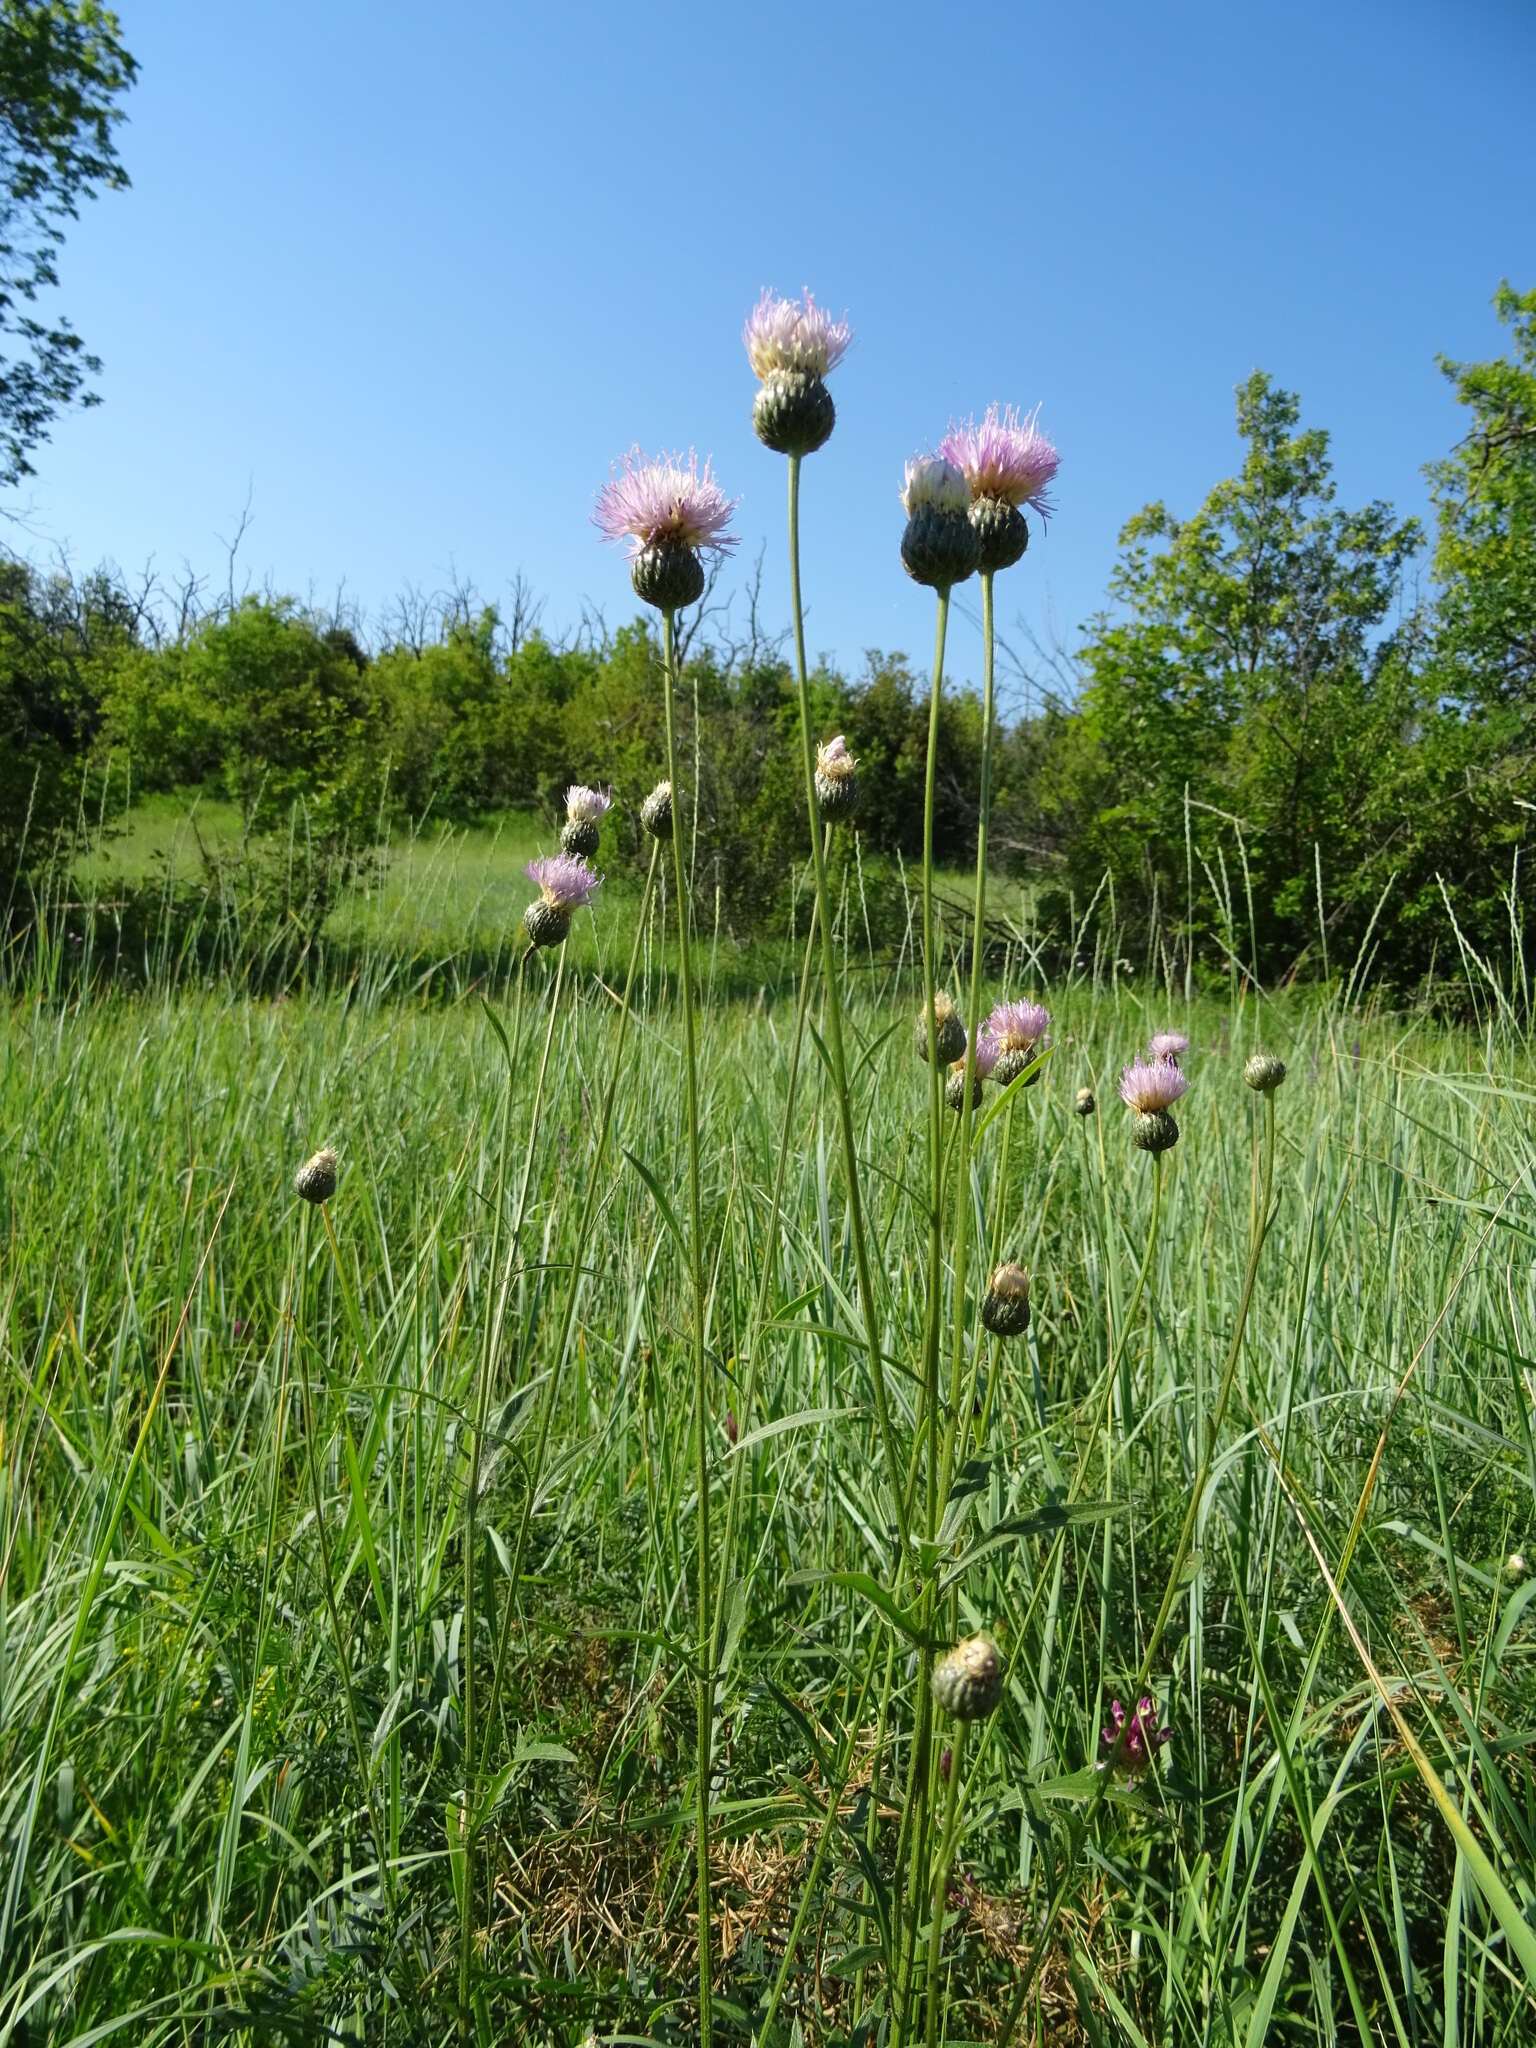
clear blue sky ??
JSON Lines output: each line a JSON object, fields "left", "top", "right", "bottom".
{"left": 16, "top": 0, "right": 1535, "bottom": 705}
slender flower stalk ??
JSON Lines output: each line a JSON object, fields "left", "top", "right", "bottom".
{"left": 481, "top": 841, "right": 663, "bottom": 1754}
{"left": 661, "top": 604, "right": 715, "bottom": 2048}
{"left": 290, "top": 1187, "right": 393, "bottom": 1907}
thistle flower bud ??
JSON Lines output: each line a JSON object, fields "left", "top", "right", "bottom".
{"left": 981, "top": 1261, "right": 1031, "bottom": 1338}
{"left": 1074, "top": 1087, "right": 1095, "bottom": 1117}
{"left": 915, "top": 992, "right": 967, "bottom": 1067}
{"left": 1099, "top": 1694, "right": 1172, "bottom": 1781}
{"left": 814, "top": 735, "right": 859, "bottom": 821}
{"left": 754, "top": 370, "right": 836, "bottom": 457}
{"left": 899, "top": 457, "right": 980, "bottom": 591}
{"left": 294, "top": 1147, "right": 338, "bottom": 1205}
{"left": 560, "top": 784, "right": 612, "bottom": 860}
{"left": 938, "top": 405, "right": 1060, "bottom": 577}
{"left": 631, "top": 539, "right": 705, "bottom": 613}
{"left": 594, "top": 448, "right": 738, "bottom": 615}
{"left": 932, "top": 1633, "right": 1005, "bottom": 1722}
{"left": 1243, "top": 1051, "right": 1287, "bottom": 1094}
{"left": 987, "top": 1000, "right": 1051, "bottom": 1088}
{"left": 744, "top": 289, "right": 850, "bottom": 458}
{"left": 1507, "top": 1552, "right": 1528, "bottom": 1580}
{"left": 640, "top": 780, "right": 674, "bottom": 840}
{"left": 1119, "top": 1059, "right": 1189, "bottom": 1154}
{"left": 523, "top": 854, "right": 602, "bottom": 951}
{"left": 1132, "top": 1109, "right": 1180, "bottom": 1154}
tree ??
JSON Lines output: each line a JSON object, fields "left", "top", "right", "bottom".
{"left": 1429, "top": 283, "right": 1536, "bottom": 708}
{"left": 0, "top": 0, "right": 137, "bottom": 485}
{"left": 1055, "top": 372, "right": 1422, "bottom": 979}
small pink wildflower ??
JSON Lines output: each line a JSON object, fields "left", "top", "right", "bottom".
{"left": 565, "top": 784, "right": 612, "bottom": 826}
{"left": 524, "top": 854, "right": 602, "bottom": 912}
{"left": 593, "top": 448, "right": 739, "bottom": 560}
{"left": 1118, "top": 1059, "right": 1189, "bottom": 1114}
{"left": 743, "top": 287, "right": 852, "bottom": 380}
{"left": 1099, "top": 1695, "right": 1172, "bottom": 1780}
{"left": 1148, "top": 1030, "right": 1189, "bottom": 1063}
{"left": 939, "top": 403, "right": 1060, "bottom": 519}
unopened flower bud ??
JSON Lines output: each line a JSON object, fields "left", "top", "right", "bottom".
{"left": 916, "top": 992, "right": 966, "bottom": 1067}
{"left": 899, "top": 457, "right": 980, "bottom": 590}
{"left": 932, "top": 1633, "right": 1005, "bottom": 1721}
{"left": 294, "top": 1147, "right": 338, "bottom": 1205}
{"left": 814, "top": 735, "right": 859, "bottom": 821}
{"left": 1074, "top": 1087, "right": 1095, "bottom": 1117}
{"left": 1244, "top": 1052, "right": 1287, "bottom": 1094}
{"left": 640, "top": 780, "right": 674, "bottom": 840}
{"left": 1132, "top": 1109, "right": 1180, "bottom": 1154}
{"left": 981, "top": 1261, "right": 1031, "bottom": 1338}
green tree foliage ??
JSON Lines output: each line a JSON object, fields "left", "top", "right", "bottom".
{"left": 0, "top": 0, "right": 136, "bottom": 483}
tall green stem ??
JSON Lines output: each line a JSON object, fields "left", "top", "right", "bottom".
{"left": 786, "top": 454, "right": 911, "bottom": 1564}
{"left": 923, "top": 1721, "right": 970, "bottom": 2048}
{"left": 294, "top": 1202, "right": 391, "bottom": 1904}
{"left": 662, "top": 603, "right": 713, "bottom": 2048}
{"left": 483, "top": 845, "right": 661, "bottom": 1756}
{"left": 938, "top": 567, "right": 997, "bottom": 1512}
{"left": 998, "top": 1094, "right": 1278, "bottom": 2047}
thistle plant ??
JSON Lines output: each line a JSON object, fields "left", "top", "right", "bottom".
{"left": 596, "top": 445, "right": 738, "bottom": 2048}
{"left": 522, "top": 852, "right": 602, "bottom": 951}
{"left": 1119, "top": 1054, "right": 1190, "bottom": 1154}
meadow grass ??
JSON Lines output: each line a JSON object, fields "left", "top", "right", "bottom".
{"left": 2, "top": 854, "right": 1535, "bottom": 2045}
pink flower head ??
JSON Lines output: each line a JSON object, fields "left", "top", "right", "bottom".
{"left": 743, "top": 287, "right": 852, "bottom": 380}
{"left": 594, "top": 448, "right": 739, "bottom": 560}
{"left": 565, "top": 784, "right": 612, "bottom": 826}
{"left": 939, "top": 404, "right": 1059, "bottom": 519}
{"left": 1148, "top": 1030, "right": 1189, "bottom": 1063}
{"left": 987, "top": 999, "right": 1052, "bottom": 1056}
{"left": 524, "top": 853, "right": 602, "bottom": 913}
{"left": 818, "top": 734, "right": 853, "bottom": 772}
{"left": 1118, "top": 1058, "right": 1189, "bottom": 1115}
{"left": 1099, "top": 1695, "right": 1172, "bottom": 1780}
{"left": 900, "top": 454, "right": 969, "bottom": 517}
{"left": 955, "top": 1028, "right": 1000, "bottom": 1080}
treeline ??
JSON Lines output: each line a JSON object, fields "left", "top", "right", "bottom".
{"left": 4, "top": 285, "right": 1533, "bottom": 1002}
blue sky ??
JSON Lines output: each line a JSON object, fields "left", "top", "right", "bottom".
{"left": 15, "top": 0, "right": 1535, "bottom": 706}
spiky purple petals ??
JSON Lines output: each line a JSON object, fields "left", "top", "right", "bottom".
{"left": 565, "top": 784, "right": 612, "bottom": 826}
{"left": 743, "top": 288, "right": 851, "bottom": 380}
{"left": 525, "top": 853, "right": 602, "bottom": 913}
{"left": 594, "top": 449, "right": 739, "bottom": 560}
{"left": 1148, "top": 1030, "right": 1189, "bottom": 1063}
{"left": 940, "top": 403, "right": 1060, "bottom": 518}
{"left": 989, "top": 1000, "right": 1051, "bottom": 1056}
{"left": 1118, "top": 1059, "right": 1190, "bottom": 1115}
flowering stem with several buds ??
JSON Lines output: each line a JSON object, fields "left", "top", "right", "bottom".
{"left": 293, "top": 1200, "right": 392, "bottom": 1907}
{"left": 483, "top": 843, "right": 661, "bottom": 1760}
{"left": 787, "top": 453, "right": 911, "bottom": 1565}
{"left": 998, "top": 1092, "right": 1278, "bottom": 2048}
{"left": 661, "top": 603, "right": 714, "bottom": 2048}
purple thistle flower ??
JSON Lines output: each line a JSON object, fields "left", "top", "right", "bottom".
{"left": 939, "top": 403, "right": 1060, "bottom": 519}
{"left": 593, "top": 448, "right": 739, "bottom": 560}
{"left": 988, "top": 999, "right": 1052, "bottom": 1056}
{"left": 743, "top": 287, "right": 852, "bottom": 380}
{"left": 565, "top": 784, "right": 612, "bottom": 826}
{"left": 1118, "top": 1058, "right": 1189, "bottom": 1114}
{"left": 954, "top": 1027, "right": 1000, "bottom": 1080}
{"left": 1099, "top": 1694, "right": 1173, "bottom": 1781}
{"left": 1148, "top": 1030, "right": 1189, "bottom": 1063}
{"left": 900, "top": 453, "right": 969, "bottom": 517}
{"left": 525, "top": 853, "right": 602, "bottom": 913}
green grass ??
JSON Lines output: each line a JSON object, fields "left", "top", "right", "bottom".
{"left": 3, "top": 852, "right": 1535, "bottom": 2044}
